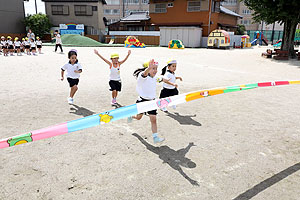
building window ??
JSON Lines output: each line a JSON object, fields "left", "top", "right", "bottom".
{"left": 221, "top": 40, "right": 224, "bottom": 44}
{"left": 212, "top": 0, "right": 220, "bottom": 12}
{"left": 242, "top": 9, "right": 251, "bottom": 15}
{"left": 142, "top": 0, "right": 149, "bottom": 4}
{"left": 75, "top": 5, "right": 87, "bottom": 16}
{"left": 209, "top": 39, "right": 212, "bottom": 44}
{"left": 124, "top": 0, "right": 139, "bottom": 5}
{"left": 154, "top": 3, "right": 167, "bottom": 13}
{"left": 104, "top": 9, "right": 120, "bottom": 15}
{"left": 221, "top": 0, "right": 237, "bottom": 6}
{"left": 106, "top": 0, "right": 120, "bottom": 5}
{"left": 92, "top": 6, "right": 97, "bottom": 11}
{"left": 187, "top": 1, "right": 201, "bottom": 12}
{"left": 51, "top": 5, "right": 63, "bottom": 15}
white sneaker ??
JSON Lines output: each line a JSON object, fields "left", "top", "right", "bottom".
{"left": 68, "top": 97, "right": 73, "bottom": 104}
{"left": 160, "top": 107, "right": 168, "bottom": 112}
{"left": 172, "top": 105, "right": 176, "bottom": 110}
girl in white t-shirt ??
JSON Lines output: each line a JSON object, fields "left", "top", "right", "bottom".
{"left": 36, "top": 36, "right": 42, "bottom": 54}
{"left": 29, "top": 38, "right": 37, "bottom": 55}
{"left": 14, "top": 37, "right": 22, "bottom": 56}
{"left": 128, "top": 60, "right": 169, "bottom": 144}
{"left": 24, "top": 37, "right": 30, "bottom": 55}
{"left": 159, "top": 60, "right": 182, "bottom": 111}
{"left": 1, "top": 36, "right": 8, "bottom": 56}
{"left": 61, "top": 49, "right": 82, "bottom": 104}
{"left": 94, "top": 49, "right": 131, "bottom": 105}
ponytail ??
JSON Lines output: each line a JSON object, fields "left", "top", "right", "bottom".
{"left": 133, "top": 68, "right": 146, "bottom": 78}
{"left": 161, "top": 64, "right": 171, "bottom": 75}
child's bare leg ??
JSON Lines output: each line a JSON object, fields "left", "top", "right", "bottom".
{"left": 70, "top": 85, "right": 78, "bottom": 98}
{"left": 112, "top": 90, "right": 117, "bottom": 98}
{"left": 133, "top": 113, "right": 143, "bottom": 120}
{"left": 149, "top": 115, "right": 157, "bottom": 133}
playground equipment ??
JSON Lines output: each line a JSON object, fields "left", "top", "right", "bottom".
{"left": 124, "top": 36, "right": 145, "bottom": 48}
{"left": 168, "top": 40, "right": 184, "bottom": 49}
{"left": 241, "top": 35, "right": 251, "bottom": 48}
{"left": 207, "top": 29, "right": 230, "bottom": 49}
{"left": 273, "top": 39, "right": 282, "bottom": 48}
{"left": 251, "top": 31, "right": 268, "bottom": 45}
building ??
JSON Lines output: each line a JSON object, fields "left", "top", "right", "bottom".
{"left": 42, "top": 0, "right": 107, "bottom": 36}
{"left": 104, "top": 0, "right": 149, "bottom": 25}
{"left": 0, "top": 0, "right": 26, "bottom": 34}
{"left": 221, "top": 0, "right": 259, "bottom": 30}
{"left": 108, "top": 11, "right": 152, "bottom": 31}
{"left": 149, "top": 0, "right": 242, "bottom": 36}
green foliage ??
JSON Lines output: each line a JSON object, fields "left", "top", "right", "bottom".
{"left": 23, "top": 14, "right": 52, "bottom": 38}
{"left": 241, "top": 0, "right": 300, "bottom": 24}
{"left": 236, "top": 24, "right": 246, "bottom": 35}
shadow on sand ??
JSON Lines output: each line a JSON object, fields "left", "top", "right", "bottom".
{"left": 165, "top": 112, "right": 202, "bottom": 126}
{"left": 233, "top": 162, "right": 300, "bottom": 200}
{"left": 132, "top": 133, "right": 199, "bottom": 186}
{"left": 70, "top": 104, "right": 95, "bottom": 117}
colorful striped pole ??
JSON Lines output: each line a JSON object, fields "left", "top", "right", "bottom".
{"left": 0, "top": 80, "right": 299, "bottom": 149}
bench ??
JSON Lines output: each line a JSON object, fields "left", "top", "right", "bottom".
{"left": 273, "top": 50, "right": 289, "bottom": 60}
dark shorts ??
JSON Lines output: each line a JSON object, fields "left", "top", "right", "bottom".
{"left": 31, "top": 47, "right": 36, "bottom": 50}
{"left": 37, "top": 45, "right": 42, "bottom": 48}
{"left": 2, "top": 46, "right": 7, "bottom": 49}
{"left": 159, "top": 87, "right": 179, "bottom": 98}
{"left": 67, "top": 78, "right": 79, "bottom": 87}
{"left": 8, "top": 45, "right": 13, "bottom": 49}
{"left": 25, "top": 45, "right": 30, "bottom": 49}
{"left": 15, "top": 46, "right": 20, "bottom": 49}
{"left": 136, "top": 97, "right": 157, "bottom": 115}
{"left": 109, "top": 80, "right": 121, "bottom": 92}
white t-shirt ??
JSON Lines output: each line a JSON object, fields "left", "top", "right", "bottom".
{"left": 30, "top": 41, "right": 36, "bottom": 48}
{"left": 1, "top": 40, "right": 6, "bottom": 46}
{"left": 14, "top": 41, "right": 21, "bottom": 47}
{"left": 163, "top": 71, "right": 176, "bottom": 89}
{"left": 36, "top": 40, "right": 42, "bottom": 45}
{"left": 109, "top": 63, "right": 121, "bottom": 81}
{"left": 61, "top": 62, "right": 82, "bottom": 79}
{"left": 136, "top": 72, "right": 162, "bottom": 100}
{"left": 7, "top": 40, "right": 13, "bottom": 46}
{"left": 24, "top": 41, "right": 30, "bottom": 46}
{"left": 56, "top": 34, "right": 62, "bottom": 44}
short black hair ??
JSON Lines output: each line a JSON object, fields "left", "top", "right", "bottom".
{"left": 68, "top": 50, "right": 77, "bottom": 59}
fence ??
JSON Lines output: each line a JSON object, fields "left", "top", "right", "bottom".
{"left": 105, "top": 35, "right": 160, "bottom": 45}
{"left": 247, "top": 30, "right": 283, "bottom": 44}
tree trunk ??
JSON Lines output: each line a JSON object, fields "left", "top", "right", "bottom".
{"left": 281, "top": 19, "right": 298, "bottom": 58}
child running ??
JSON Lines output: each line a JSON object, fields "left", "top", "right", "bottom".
{"left": 36, "top": 37, "right": 42, "bottom": 54}
{"left": 94, "top": 49, "right": 131, "bottom": 105}
{"left": 61, "top": 49, "right": 82, "bottom": 104}
{"left": 159, "top": 60, "right": 183, "bottom": 111}
{"left": 128, "top": 59, "right": 169, "bottom": 144}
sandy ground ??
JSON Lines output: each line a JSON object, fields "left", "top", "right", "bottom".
{"left": 0, "top": 45, "right": 300, "bottom": 200}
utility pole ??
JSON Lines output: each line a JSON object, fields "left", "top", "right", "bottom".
{"left": 35, "top": 0, "right": 38, "bottom": 14}
{"left": 122, "top": 0, "right": 125, "bottom": 17}
{"left": 208, "top": 0, "right": 213, "bottom": 35}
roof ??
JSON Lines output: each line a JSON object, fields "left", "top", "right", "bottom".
{"left": 120, "top": 11, "right": 150, "bottom": 22}
{"left": 220, "top": 6, "right": 243, "bottom": 18}
{"left": 42, "top": 0, "right": 106, "bottom": 4}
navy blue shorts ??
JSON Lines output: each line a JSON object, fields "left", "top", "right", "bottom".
{"left": 67, "top": 78, "right": 79, "bottom": 87}
{"left": 109, "top": 80, "right": 121, "bottom": 92}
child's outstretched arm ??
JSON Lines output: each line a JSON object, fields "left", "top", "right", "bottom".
{"left": 61, "top": 70, "right": 64, "bottom": 81}
{"left": 119, "top": 50, "right": 131, "bottom": 65}
{"left": 176, "top": 76, "right": 183, "bottom": 81}
{"left": 94, "top": 49, "right": 111, "bottom": 65}
{"left": 163, "top": 78, "right": 178, "bottom": 88}
{"left": 142, "top": 59, "right": 154, "bottom": 77}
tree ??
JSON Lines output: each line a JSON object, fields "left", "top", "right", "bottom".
{"left": 23, "top": 13, "right": 52, "bottom": 38}
{"left": 236, "top": 24, "right": 246, "bottom": 35}
{"left": 241, "top": 0, "right": 300, "bottom": 58}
